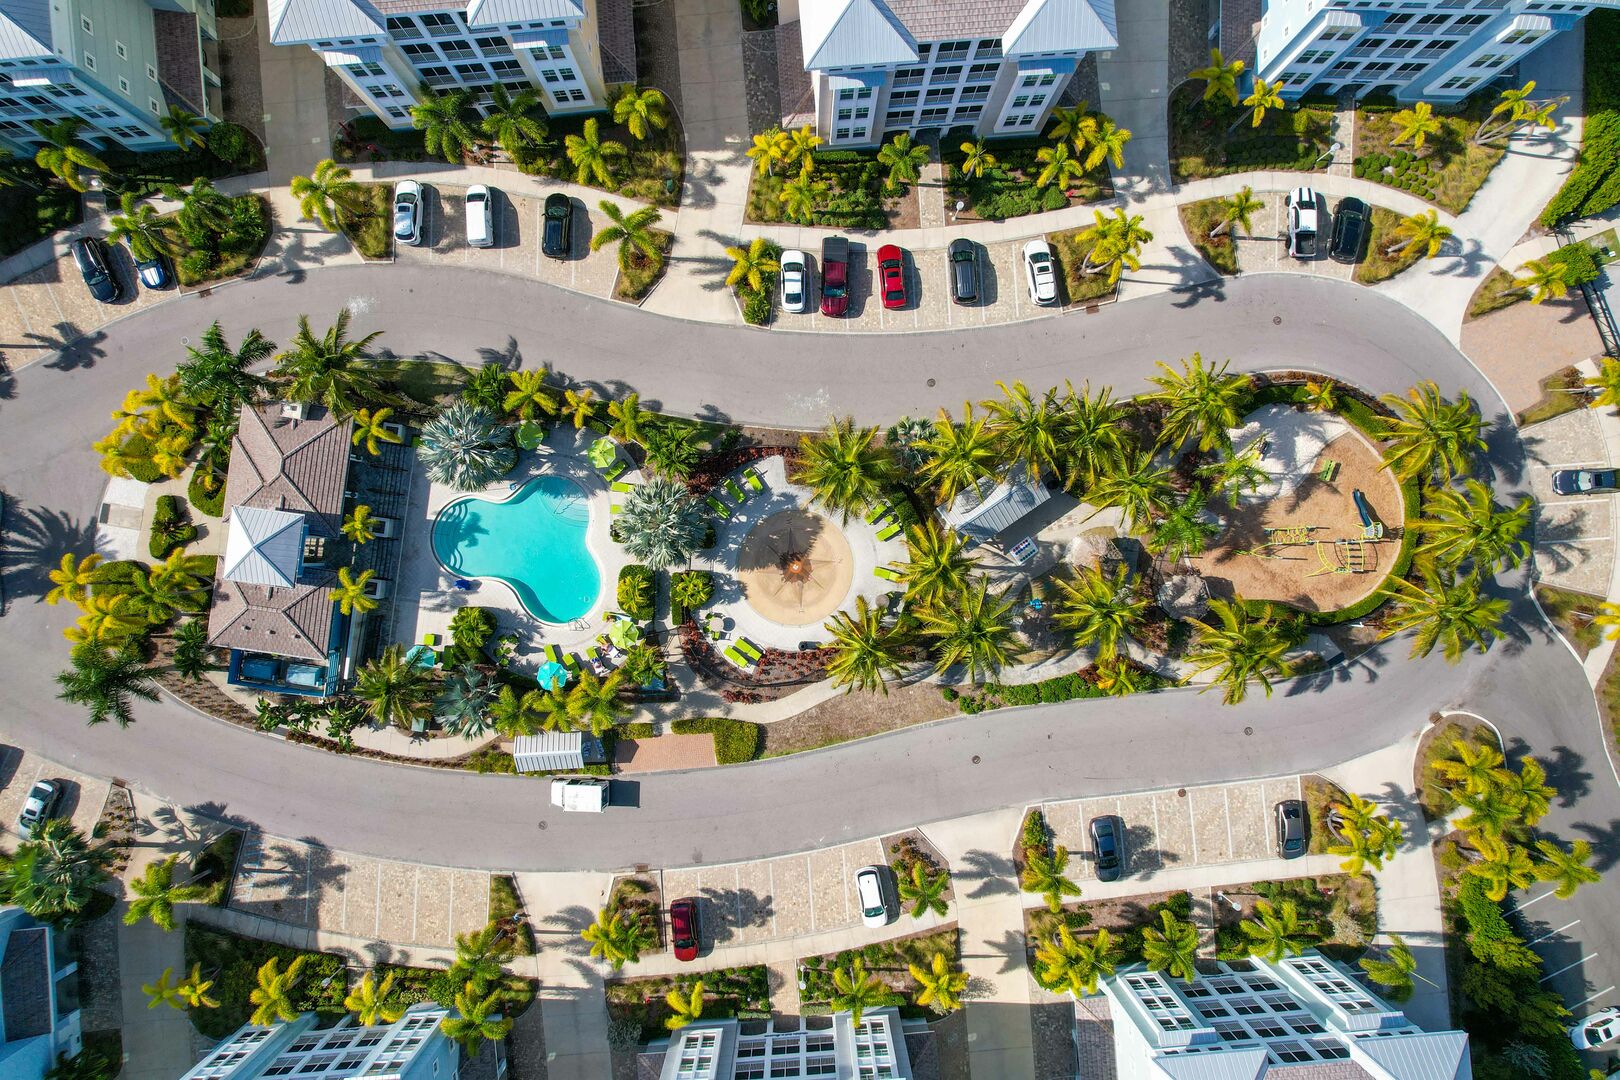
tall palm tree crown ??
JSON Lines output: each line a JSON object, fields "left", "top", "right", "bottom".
{"left": 612, "top": 86, "right": 669, "bottom": 140}
{"left": 108, "top": 194, "right": 178, "bottom": 260}
{"left": 416, "top": 400, "right": 518, "bottom": 491}
{"left": 290, "top": 159, "right": 362, "bottom": 231}
{"left": 823, "top": 597, "right": 908, "bottom": 695}
{"left": 725, "top": 237, "right": 779, "bottom": 292}
{"left": 1034, "top": 925, "right": 1120, "bottom": 997}
{"left": 31, "top": 118, "right": 109, "bottom": 192}
{"left": 271, "top": 310, "right": 385, "bottom": 417}
{"left": 565, "top": 118, "right": 627, "bottom": 186}
{"left": 177, "top": 322, "right": 274, "bottom": 413}
{"left": 1411, "top": 479, "right": 1532, "bottom": 571}
{"left": 1514, "top": 256, "right": 1570, "bottom": 304}
{"left": 896, "top": 525, "right": 976, "bottom": 608}
{"left": 959, "top": 138, "right": 998, "bottom": 178}
{"left": 617, "top": 477, "right": 706, "bottom": 569}
{"left": 481, "top": 85, "right": 548, "bottom": 157}
{"left": 56, "top": 643, "right": 161, "bottom": 726}
{"left": 160, "top": 106, "right": 208, "bottom": 150}
{"left": 1147, "top": 352, "right": 1252, "bottom": 452}
{"left": 590, "top": 201, "right": 664, "bottom": 270}
{"left": 354, "top": 644, "right": 437, "bottom": 728}
{"left": 411, "top": 85, "right": 479, "bottom": 163}
{"left": 1142, "top": 909, "right": 1199, "bottom": 981}
{"left": 1191, "top": 48, "right": 1246, "bottom": 105}
{"left": 1051, "top": 565, "right": 1147, "bottom": 659}
{"left": 918, "top": 404, "right": 999, "bottom": 506}
{"left": 1378, "top": 567, "right": 1508, "bottom": 661}
{"left": 918, "top": 579, "right": 1017, "bottom": 679}
{"left": 1388, "top": 210, "right": 1452, "bottom": 258}
{"left": 1391, "top": 101, "right": 1443, "bottom": 151}
{"left": 793, "top": 418, "right": 892, "bottom": 521}
{"left": 1185, "top": 598, "right": 1299, "bottom": 705}
{"left": 1377, "top": 382, "right": 1483, "bottom": 481}
{"left": 876, "top": 132, "right": 928, "bottom": 189}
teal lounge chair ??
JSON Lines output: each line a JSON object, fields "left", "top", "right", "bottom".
{"left": 725, "top": 477, "right": 748, "bottom": 503}
{"left": 876, "top": 522, "right": 902, "bottom": 541}
{"left": 706, "top": 495, "right": 732, "bottom": 519}
{"left": 743, "top": 466, "right": 765, "bottom": 492}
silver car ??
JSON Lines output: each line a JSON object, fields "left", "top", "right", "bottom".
{"left": 780, "top": 248, "right": 810, "bottom": 314}
{"left": 393, "top": 179, "right": 422, "bottom": 246}
{"left": 18, "top": 780, "right": 60, "bottom": 839}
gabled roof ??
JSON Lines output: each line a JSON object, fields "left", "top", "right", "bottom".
{"left": 1148, "top": 1050, "right": 1269, "bottom": 1080}
{"left": 0, "top": 1, "right": 53, "bottom": 61}
{"left": 265, "top": 0, "right": 385, "bottom": 46}
{"left": 939, "top": 465, "right": 1050, "bottom": 541}
{"left": 1354, "top": 1031, "right": 1472, "bottom": 1080}
{"left": 207, "top": 573, "right": 337, "bottom": 661}
{"left": 799, "top": 0, "right": 916, "bottom": 72}
{"left": 465, "top": 0, "right": 584, "bottom": 27}
{"left": 224, "top": 403, "right": 354, "bottom": 539}
{"left": 224, "top": 506, "right": 307, "bottom": 588}
{"left": 1002, "top": 0, "right": 1117, "bottom": 56}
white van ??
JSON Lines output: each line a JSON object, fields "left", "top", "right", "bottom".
{"left": 465, "top": 185, "right": 495, "bottom": 248}
{"left": 550, "top": 776, "right": 609, "bottom": 812}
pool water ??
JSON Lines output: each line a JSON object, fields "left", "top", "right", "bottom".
{"left": 432, "top": 475, "right": 601, "bottom": 623}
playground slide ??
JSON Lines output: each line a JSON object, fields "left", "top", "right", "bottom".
{"left": 1352, "top": 489, "right": 1377, "bottom": 528}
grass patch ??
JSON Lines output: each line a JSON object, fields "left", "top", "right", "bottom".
{"left": 1301, "top": 775, "right": 1348, "bottom": 855}
{"left": 941, "top": 133, "right": 1110, "bottom": 220}
{"left": 1046, "top": 227, "right": 1121, "bottom": 306}
{"left": 1353, "top": 99, "right": 1505, "bottom": 214}
{"left": 1535, "top": 583, "right": 1605, "bottom": 659}
{"left": 183, "top": 925, "right": 347, "bottom": 1039}
{"left": 462, "top": 746, "right": 518, "bottom": 773}
{"left": 611, "top": 229, "right": 673, "bottom": 303}
{"left": 1212, "top": 875, "right": 1376, "bottom": 965}
{"left": 384, "top": 357, "right": 468, "bottom": 407}
{"left": 337, "top": 183, "right": 393, "bottom": 260}
{"left": 1169, "top": 83, "right": 1335, "bottom": 182}
{"left": 1415, "top": 716, "right": 1500, "bottom": 820}
{"left": 187, "top": 828, "right": 243, "bottom": 906}
{"left": 0, "top": 178, "right": 82, "bottom": 257}
{"left": 606, "top": 966, "right": 771, "bottom": 1041}
{"left": 1178, "top": 197, "right": 1241, "bottom": 275}
{"left": 1467, "top": 266, "right": 1527, "bottom": 319}
{"left": 1354, "top": 206, "right": 1426, "bottom": 285}
{"left": 671, "top": 717, "right": 762, "bottom": 763}
{"left": 946, "top": 664, "right": 1174, "bottom": 714}
{"left": 489, "top": 874, "right": 537, "bottom": 956}
{"left": 165, "top": 193, "right": 271, "bottom": 287}
{"left": 1517, "top": 366, "right": 1589, "bottom": 426}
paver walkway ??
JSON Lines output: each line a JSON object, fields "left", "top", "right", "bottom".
{"left": 117, "top": 906, "right": 195, "bottom": 1080}
{"left": 518, "top": 871, "right": 616, "bottom": 1080}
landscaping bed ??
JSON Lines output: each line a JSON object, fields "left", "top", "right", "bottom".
{"left": 1353, "top": 207, "right": 1426, "bottom": 285}
{"left": 745, "top": 150, "right": 918, "bottom": 230}
{"left": 1301, "top": 774, "right": 1348, "bottom": 855}
{"left": 490, "top": 874, "right": 537, "bottom": 955}
{"left": 1541, "top": 8, "right": 1620, "bottom": 226}
{"left": 612, "top": 230, "right": 673, "bottom": 303}
{"left": 164, "top": 192, "right": 271, "bottom": 287}
{"left": 1177, "top": 197, "right": 1241, "bottom": 275}
{"left": 1046, "top": 227, "right": 1122, "bottom": 305}
{"left": 941, "top": 135, "right": 1111, "bottom": 221}
{"left": 1516, "top": 366, "right": 1589, "bottom": 426}
{"left": 337, "top": 183, "right": 394, "bottom": 260}
{"left": 605, "top": 965, "right": 771, "bottom": 1042}
{"left": 183, "top": 925, "right": 347, "bottom": 1038}
{"left": 518, "top": 112, "right": 684, "bottom": 209}
{"left": 1030, "top": 890, "right": 1191, "bottom": 965}
{"left": 1412, "top": 714, "right": 1501, "bottom": 820}
{"left": 946, "top": 664, "right": 1173, "bottom": 714}
{"left": 0, "top": 180, "right": 81, "bottom": 257}
{"left": 187, "top": 828, "right": 245, "bottom": 906}
{"left": 1353, "top": 98, "right": 1504, "bottom": 214}
{"left": 799, "top": 925, "right": 960, "bottom": 1016}
{"left": 1210, "top": 874, "right": 1376, "bottom": 964}
{"left": 669, "top": 717, "right": 762, "bottom": 763}
{"left": 1169, "top": 83, "right": 1335, "bottom": 182}
{"left": 1535, "top": 584, "right": 1605, "bottom": 660}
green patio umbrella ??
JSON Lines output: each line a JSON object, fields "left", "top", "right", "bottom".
{"left": 587, "top": 436, "right": 619, "bottom": 469}
{"left": 515, "top": 421, "right": 545, "bottom": 450}
{"left": 608, "top": 619, "right": 643, "bottom": 649}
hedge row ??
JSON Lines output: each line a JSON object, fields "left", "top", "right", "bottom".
{"left": 671, "top": 717, "right": 762, "bottom": 763}
{"left": 149, "top": 494, "right": 197, "bottom": 559}
{"left": 617, "top": 564, "right": 657, "bottom": 621}
{"left": 1542, "top": 9, "right": 1620, "bottom": 225}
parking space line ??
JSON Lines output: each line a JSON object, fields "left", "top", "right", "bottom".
{"left": 7, "top": 287, "right": 32, "bottom": 336}
{"left": 1530, "top": 919, "right": 1580, "bottom": 945}
{"left": 1520, "top": 888, "right": 1560, "bottom": 909}
{"left": 804, "top": 856, "right": 814, "bottom": 930}
{"left": 1573, "top": 986, "right": 1615, "bottom": 1010}
{"left": 1540, "top": 953, "right": 1598, "bottom": 982}
{"left": 1222, "top": 786, "right": 1235, "bottom": 858}
{"left": 1185, "top": 792, "right": 1199, "bottom": 865}
{"left": 1150, "top": 796, "right": 1162, "bottom": 868}
{"left": 767, "top": 860, "right": 777, "bottom": 936}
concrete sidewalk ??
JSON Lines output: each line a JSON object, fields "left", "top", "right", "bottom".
{"left": 517, "top": 871, "right": 616, "bottom": 1080}
{"left": 1097, "top": 0, "right": 1172, "bottom": 200}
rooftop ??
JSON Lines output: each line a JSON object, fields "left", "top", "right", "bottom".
{"left": 0, "top": 925, "right": 52, "bottom": 1043}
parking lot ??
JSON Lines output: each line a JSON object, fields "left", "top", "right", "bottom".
{"left": 1522, "top": 408, "right": 1617, "bottom": 596}
{"left": 0, "top": 244, "right": 177, "bottom": 363}
{"left": 0, "top": 746, "right": 111, "bottom": 848}
{"left": 1225, "top": 190, "right": 1357, "bottom": 281}
{"left": 391, "top": 181, "right": 623, "bottom": 301}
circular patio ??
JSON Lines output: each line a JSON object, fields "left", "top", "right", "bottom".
{"left": 736, "top": 508, "right": 854, "bottom": 626}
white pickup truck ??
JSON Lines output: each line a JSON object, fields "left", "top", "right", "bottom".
{"left": 550, "top": 776, "right": 610, "bottom": 813}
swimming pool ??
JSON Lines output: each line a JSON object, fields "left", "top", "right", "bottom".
{"left": 432, "top": 474, "right": 601, "bottom": 624}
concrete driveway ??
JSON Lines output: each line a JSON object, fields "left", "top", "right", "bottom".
{"left": 1522, "top": 408, "right": 1616, "bottom": 596}
{"left": 0, "top": 746, "right": 110, "bottom": 846}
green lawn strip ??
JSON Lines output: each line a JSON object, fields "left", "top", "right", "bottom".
{"left": 946, "top": 665, "right": 1175, "bottom": 714}
{"left": 1466, "top": 266, "right": 1526, "bottom": 319}
{"left": 940, "top": 136, "right": 1110, "bottom": 221}
{"left": 1177, "top": 198, "right": 1240, "bottom": 275}
{"left": 183, "top": 925, "right": 348, "bottom": 1038}
{"left": 1353, "top": 98, "right": 1504, "bottom": 214}
{"left": 1534, "top": 582, "right": 1604, "bottom": 659}
{"left": 745, "top": 150, "right": 902, "bottom": 229}
{"left": 163, "top": 193, "right": 272, "bottom": 287}
{"left": 612, "top": 229, "right": 673, "bottom": 303}
{"left": 1046, "top": 227, "right": 1121, "bottom": 305}
{"left": 606, "top": 966, "right": 771, "bottom": 1043}
{"left": 798, "top": 926, "right": 959, "bottom": 1017}
{"left": 1517, "top": 366, "right": 1588, "bottom": 426}
{"left": 1168, "top": 83, "right": 1335, "bottom": 182}
{"left": 670, "top": 718, "right": 762, "bottom": 764}
{"left": 186, "top": 828, "right": 244, "bottom": 906}
{"left": 337, "top": 183, "right": 394, "bottom": 260}
{"left": 0, "top": 180, "right": 81, "bottom": 258}
{"left": 1353, "top": 206, "right": 1426, "bottom": 285}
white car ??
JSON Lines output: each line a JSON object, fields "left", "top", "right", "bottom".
{"left": 780, "top": 248, "right": 810, "bottom": 313}
{"left": 854, "top": 865, "right": 891, "bottom": 928}
{"left": 1023, "top": 238, "right": 1058, "bottom": 305}
{"left": 549, "top": 776, "right": 609, "bottom": 813}
{"left": 393, "top": 179, "right": 422, "bottom": 246}
{"left": 1286, "top": 187, "right": 1320, "bottom": 260}
{"left": 1572, "top": 1007, "right": 1620, "bottom": 1049}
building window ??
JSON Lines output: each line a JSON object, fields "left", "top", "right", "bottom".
{"left": 117, "top": 75, "right": 130, "bottom": 93}
{"left": 1502, "top": 28, "right": 1541, "bottom": 43}
{"left": 421, "top": 13, "right": 459, "bottom": 35}
{"left": 925, "top": 87, "right": 953, "bottom": 102}
{"left": 386, "top": 17, "right": 423, "bottom": 39}
{"left": 935, "top": 40, "right": 969, "bottom": 61}
{"left": 953, "top": 104, "right": 982, "bottom": 119}
{"left": 490, "top": 59, "right": 524, "bottom": 78}
{"left": 894, "top": 67, "right": 923, "bottom": 86}
{"left": 959, "top": 84, "right": 988, "bottom": 101}
{"left": 976, "top": 38, "right": 1001, "bottom": 58}
{"left": 347, "top": 60, "right": 386, "bottom": 77}
{"left": 476, "top": 37, "right": 511, "bottom": 55}
{"left": 1440, "top": 75, "right": 1479, "bottom": 88}
{"left": 889, "top": 89, "right": 919, "bottom": 104}
{"left": 919, "top": 106, "right": 948, "bottom": 122}
{"left": 83, "top": 52, "right": 95, "bottom": 71}
{"left": 1394, "top": 62, "right": 1428, "bottom": 74}
{"left": 454, "top": 63, "right": 487, "bottom": 81}
{"left": 1421, "top": 39, "right": 1454, "bottom": 51}
{"left": 146, "top": 63, "right": 158, "bottom": 80}
{"left": 885, "top": 109, "right": 911, "bottom": 124}
{"left": 835, "top": 127, "right": 851, "bottom": 139}
{"left": 81, "top": 15, "right": 93, "bottom": 34}
{"left": 419, "top": 65, "right": 454, "bottom": 84}
{"left": 440, "top": 39, "right": 475, "bottom": 59}
{"left": 401, "top": 43, "right": 437, "bottom": 59}
{"left": 928, "top": 65, "right": 961, "bottom": 83}
{"left": 1274, "top": 1044, "right": 1313, "bottom": 1064}
{"left": 965, "top": 62, "right": 997, "bottom": 81}
{"left": 1310, "top": 1040, "right": 1351, "bottom": 1060}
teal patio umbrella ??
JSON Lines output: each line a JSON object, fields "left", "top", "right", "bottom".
{"left": 536, "top": 660, "right": 569, "bottom": 690}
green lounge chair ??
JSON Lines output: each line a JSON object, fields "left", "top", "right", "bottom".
{"left": 874, "top": 565, "right": 903, "bottom": 582}
{"left": 876, "top": 522, "right": 902, "bottom": 541}
{"left": 725, "top": 478, "right": 748, "bottom": 503}
{"left": 563, "top": 652, "right": 582, "bottom": 671}
{"left": 543, "top": 644, "right": 562, "bottom": 664}
{"left": 865, "top": 504, "right": 892, "bottom": 525}
{"left": 737, "top": 638, "right": 763, "bottom": 661}
{"left": 610, "top": 503, "right": 623, "bottom": 515}
{"left": 723, "top": 645, "right": 750, "bottom": 667}
{"left": 611, "top": 481, "right": 636, "bottom": 494}
{"left": 601, "top": 460, "right": 626, "bottom": 482}
{"left": 743, "top": 466, "right": 765, "bottom": 492}
{"left": 706, "top": 495, "right": 732, "bottom": 519}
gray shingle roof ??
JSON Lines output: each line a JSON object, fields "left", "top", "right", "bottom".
{"left": 1, "top": 926, "right": 51, "bottom": 1042}
{"left": 0, "top": 1, "right": 54, "bottom": 61}
{"left": 596, "top": 0, "right": 637, "bottom": 83}
{"left": 266, "top": 0, "right": 386, "bottom": 46}
{"left": 882, "top": 0, "right": 1023, "bottom": 42}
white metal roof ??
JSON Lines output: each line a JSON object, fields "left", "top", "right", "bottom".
{"left": 799, "top": 0, "right": 917, "bottom": 71}
{"left": 512, "top": 731, "right": 585, "bottom": 772}
{"left": 1352, "top": 1032, "right": 1471, "bottom": 1080}
{"left": 266, "top": 0, "right": 386, "bottom": 46}
{"left": 1002, "top": 0, "right": 1117, "bottom": 57}
{"left": 465, "top": 0, "right": 585, "bottom": 27}
{"left": 0, "top": 1, "right": 54, "bottom": 61}
{"left": 223, "top": 506, "right": 307, "bottom": 588}
{"left": 1148, "top": 1051, "right": 1269, "bottom": 1080}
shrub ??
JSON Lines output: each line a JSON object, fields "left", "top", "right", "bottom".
{"left": 670, "top": 570, "right": 712, "bottom": 623}
{"left": 149, "top": 495, "right": 198, "bottom": 559}
{"left": 1545, "top": 242, "right": 1603, "bottom": 287}
{"left": 741, "top": 288, "right": 771, "bottom": 325}
{"left": 187, "top": 462, "right": 226, "bottom": 516}
{"left": 207, "top": 121, "right": 252, "bottom": 165}
{"left": 443, "top": 606, "right": 496, "bottom": 665}
{"left": 671, "top": 718, "right": 762, "bottom": 763}
{"left": 1542, "top": 10, "right": 1620, "bottom": 225}
{"left": 617, "top": 564, "right": 657, "bottom": 620}
{"left": 739, "top": 0, "right": 775, "bottom": 25}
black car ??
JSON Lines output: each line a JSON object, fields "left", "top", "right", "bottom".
{"left": 1329, "top": 197, "right": 1368, "bottom": 264}
{"left": 542, "top": 193, "right": 572, "bottom": 259}
{"left": 71, "top": 237, "right": 120, "bottom": 303}
{"left": 1090, "top": 815, "right": 1123, "bottom": 882}
{"left": 947, "top": 238, "right": 979, "bottom": 305}
{"left": 1275, "top": 799, "right": 1307, "bottom": 859}
{"left": 1552, "top": 468, "right": 1619, "bottom": 495}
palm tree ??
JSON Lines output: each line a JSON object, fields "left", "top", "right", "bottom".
{"left": 896, "top": 526, "right": 976, "bottom": 607}
{"left": 1377, "top": 382, "right": 1483, "bottom": 482}
{"left": 910, "top": 952, "right": 968, "bottom": 1013}
{"left": 918, "top": 404, "right": 999, "bottom": 506}
{"left": 435, "top": 665, "right": 501, "bottom": 738}
{"left": 1359, "top": 936, "right": 1427, "bottom": 1001}
{"left": 1237, "top": 76, "right": 1284, "bottom": 130}
{"left": 613, "top": 86, "right": 670, "bottom": 140}
{"left": 1497, "top": 757, "right": 1556, "bottom": 826}
{"left": 167, "top": 176, "right": 234, "bottom": 235}
{"left": 1587, "top": 357, "right": 1620, "bottom": 412}
{"left": 824, "top": 597, "right": 908, "bottom": 695}
{"left": 1533, "top": 839, "right": 1600, "bottom": 898}
{"left": 918, "top": 579, "right": 1017, "bottom": 679}
{"left": 177, "top": 964, "right": 220, "bottom": 1009}
{"left": 410, "top": 85, "right": 478, "bottom": 163}
{"left": 108, "top": 194, "right": 178, "bottom": 260}
{"left": 65, "top": 594, "right": 146, "bottom": 645}
{"left": 176, "top": 322, "right": 274, "bottom": 414}
{"left": 7, "top": 819, "right": 115, "bottom": 919}
{"left": 983, "top": 380, "right": 1062, "bottom": 476}
{"left": 829, "top": 959, "right": 892, "bottom": 1026}
{"left": 778, "top": 173, "right": 828, "bottom": 223}
{"left": 1142, "top": 909, "right": 1199, "bottom": 982}
{"left": 565, "top": 669, "right": 627, "bottom": 736}
{"left": 271, "top": 310, "right": 385, "bottom": 417}
{"left": 344, "top": 971, "right": 404, "bottom": 1027}
{"left": 342, "top": 505, "right": 380, "bottom": 545}
{"left": 1147, "top": 352, "right": 1251, "bottom": 452}
{"left": 46, "top": 553, "right": 104, "bottom": 606}
{"left": 333, "top": 566, "right": 379, "bottom": 617}
{"left": 56, "top": 643, "right": 160, "bottom": 726}
{"left": 1033, "top": 925, "right": 1119, "bottom": 997}
{"left": 1327, "top": 815, "right": 1403, "bottom": 877}
{"left": 159, "top": 105, "right": 208, "bottom": 150}
{"left": 1186, "top": 598, "right": 1299, "bottom": 705}
{"left": 442, "top": 982, "right": 512, "bottom": 1050}
{"left": 1051, "top": 566, "right": 1147, "bottom": 660}
{"left": 606, "top": 393, "right": 651, "bottom": 446}
{"left": 1412, "top": 480, "right": 1532, "bottom": 571}
{"left": 784, "top": 127, "right": 823, "bottom": 175}
{"left": 896, "top": 861, "right": 950, "bottom": 918}
{"left": 793, "top": 417, "right": 891, "bottom": 521}
{"left": 1454, "top": 788, "right": 1521, "bottom": 842}
{"left": 1088, "top": 450, "right": 1174, "bottom": 533}
{"left": 1302, "top": 378, "right": 1338, "bottom": 413}
{"left": 1191, "top": 48, "right": 1246, "bottom": 106}
{"left": 1056, "top": 382, "right": 1130, "bottom": 490}
{"left": 124, "top": 855, "right": 207, "bottom": 931}
{"left": 249, "top": 956, "right": 307, "bottom": 1026}
{"left": 725, "top": 237, "right": 779, "bottom": 293}
{"left": 481, "top": 85, "right": 548, "bottom": 158}
{"left": 1475, "top": 81, "right": 1565, "bottom": 144}
{"left": 351, "top": 407, "right": 402, "bottom": 457}
{"left": 1514, "top": 256, "right": 1570, "bottom": 304}
{"left": 1386, "top": 210, "right": 1453, "bottom": 258}
{"left": 1210, "top": 185, "right": 1263, "bottom": 237}
{"left": 1240, "top": 899, "right": 1316, "bottom": 963}
{"left": 503, "top": 368, "right": 558, "bottom": 420}
{"left": 170, "top": 618, "right": 214, "bottom": 681}
{"left": 31, "top": 118, "right": 109, "bottom": 192}
{"left": 1034, "top": 141, "right": 1086, "bottom": 191}
{"left": 1378, "top": 567, "right": 1508, "bottom": 661}
{"left": 617, "top": 477, "right": 706, "bottom": 569}
{"left": 290, "top": 159, "right": 362, "bottom": 231}
{"left": 353, "top": 644, "right": 436, "bottom": 728}
{"left": 1391, "top": 101, "right": 1443, "bottom": 152}
{"left": 143, "top": 968, "right": 190, "bottom": 1011}
{"left": 1465, "top": 835, "right": 1535, "bottom": 901}
{"left": 664, "top": 981, "right": 705, "bottom": 1030}
{"left": 590, "top": 201, "right": 664, "bottom": 271}
{"left": 417, "top": 400, "right": 518, "bottom": 490}
{"left": 1198, "top": 438, "right": 1268, "bottom": 507}
{"left": 746, "top": 128, "right": 790, "bottom": 176}
{"left": 1082, "top": 118, "right": 1132, "bottom": 171}
{"left": 1021, "top": 845, "right": 1083, "bottom": 912}
{"left": 1046, "top": 104, "right": 1096, "bottom": 147}
{"left": 876, "top": 132, "right": 929, "bottom": 191}
{"left": 565, "top": 118, "right": 627, "bottom": 186}
{"left": 959, "top": 138, "right": 998, "bottom": 178}
{"left": 1431, "top": 738, "right": 1507, "bottom": 796}
{"left": 582, "top": 905, "right": 652, "bottom": 969}
{"left": 450, "top": 922, "right": 516, "bottom": 989}
{"left": 1079, "top": 207, "right": 1152, "bottom": 285}
{"left": 1149, "top": 487, "right": 1221, "bottom": 562}
{"left": 489, "top": 684, "right": 559, "bottom": 737}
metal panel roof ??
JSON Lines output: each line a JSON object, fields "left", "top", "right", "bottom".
{"left": 465, "top": 0, "right": 584, "bottom": 28}
{"left": 0, "top": 1, "right": 54, "bottom": 61}
{"left": 1352, "top": 1032, "right": 1471, "bottom": 1080}
{"left": 512, "top": 732, "right": 586, "bottom": 772}
{"left": 1002, "top": 0, "right": 1116, "bottom": 57}
{"left": 799, "top": 0, "right": 917, "bottom": 72}
{"left": 224, "top": 506, "right": 307, "bottom": 587}
{"left": 266, "top": 0, "right": 386, "bottom": 46}
{"left": 1148, "top": 1051, "right": 1269, "bottom": 1080}
{"left": 939, "top": 466, "right": 1050, "bottom": 541}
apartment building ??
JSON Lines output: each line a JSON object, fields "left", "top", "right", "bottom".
{"left": 778, "top": 0, "right": 1118, "bottom": 149}
{"left": 0, "top": 905, "right": 83, "bottom": 1080}
{"left": 654, "top": 1008, "right": 915, "bottom": 1080}
{"left": 1234, "top": 0, "right": 1618, "bottom": 104}
{"left": 265, "top": 0, "right": 635, "bottom": 131}
{"left": 0, "top": 0, "right": 220, "bottom": 154}
{"left": 1099, "top": 951, "right": 1471, "bottom": 1078}
{"left": 179, "top": 1005, "right": 460, "bottom": 1080}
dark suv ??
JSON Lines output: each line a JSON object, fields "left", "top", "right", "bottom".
{"left": 1329, "top": 197, "right": 1368, "bottom": 264}
{"left": 541, "top": 193, "right": 572, "bottom": 259}
{"left": 1276, "top": 799, "right": 1307, "bottom": 859}
{"left": 948, "top": 238, "right": 979, "bottom": 304}
{"left": 71, "top": 237, "right": 120, "bottom": 303}
{"left": 1091, "top": 815, "right": 1123, "bottom": 882}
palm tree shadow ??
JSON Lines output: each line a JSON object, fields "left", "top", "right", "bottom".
{"left": 1568, "top": 819, "right": 1620, "bottom": 872}
{"left": 475, "top": 337, "right": 524, "bottom": 372}
{"left": 977, "top": 928, "right": 1028, "bottom": 975}
{"left": 688, "top": 229, "right": 746, "bottom": 292}
{"left": 954, "top": 849, "right": 1018, "bottom": 898}
{"left": 1, "top": 499, "right": 99, "bottom": 605}
{"left": 14, "top": 322, "right": 108, "bottom": 371}
{"left": 540, "top": 903, "right": 596, "bottom": 956}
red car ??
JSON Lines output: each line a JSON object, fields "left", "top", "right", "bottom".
{"left": 877, "top": 244, "right": 907, "bottom": 310}
{"left": 820, "top": 236, "right": 849, "bottom": 317}
{"left": 669, "top": 897, "right": 700, "bottom": 962}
